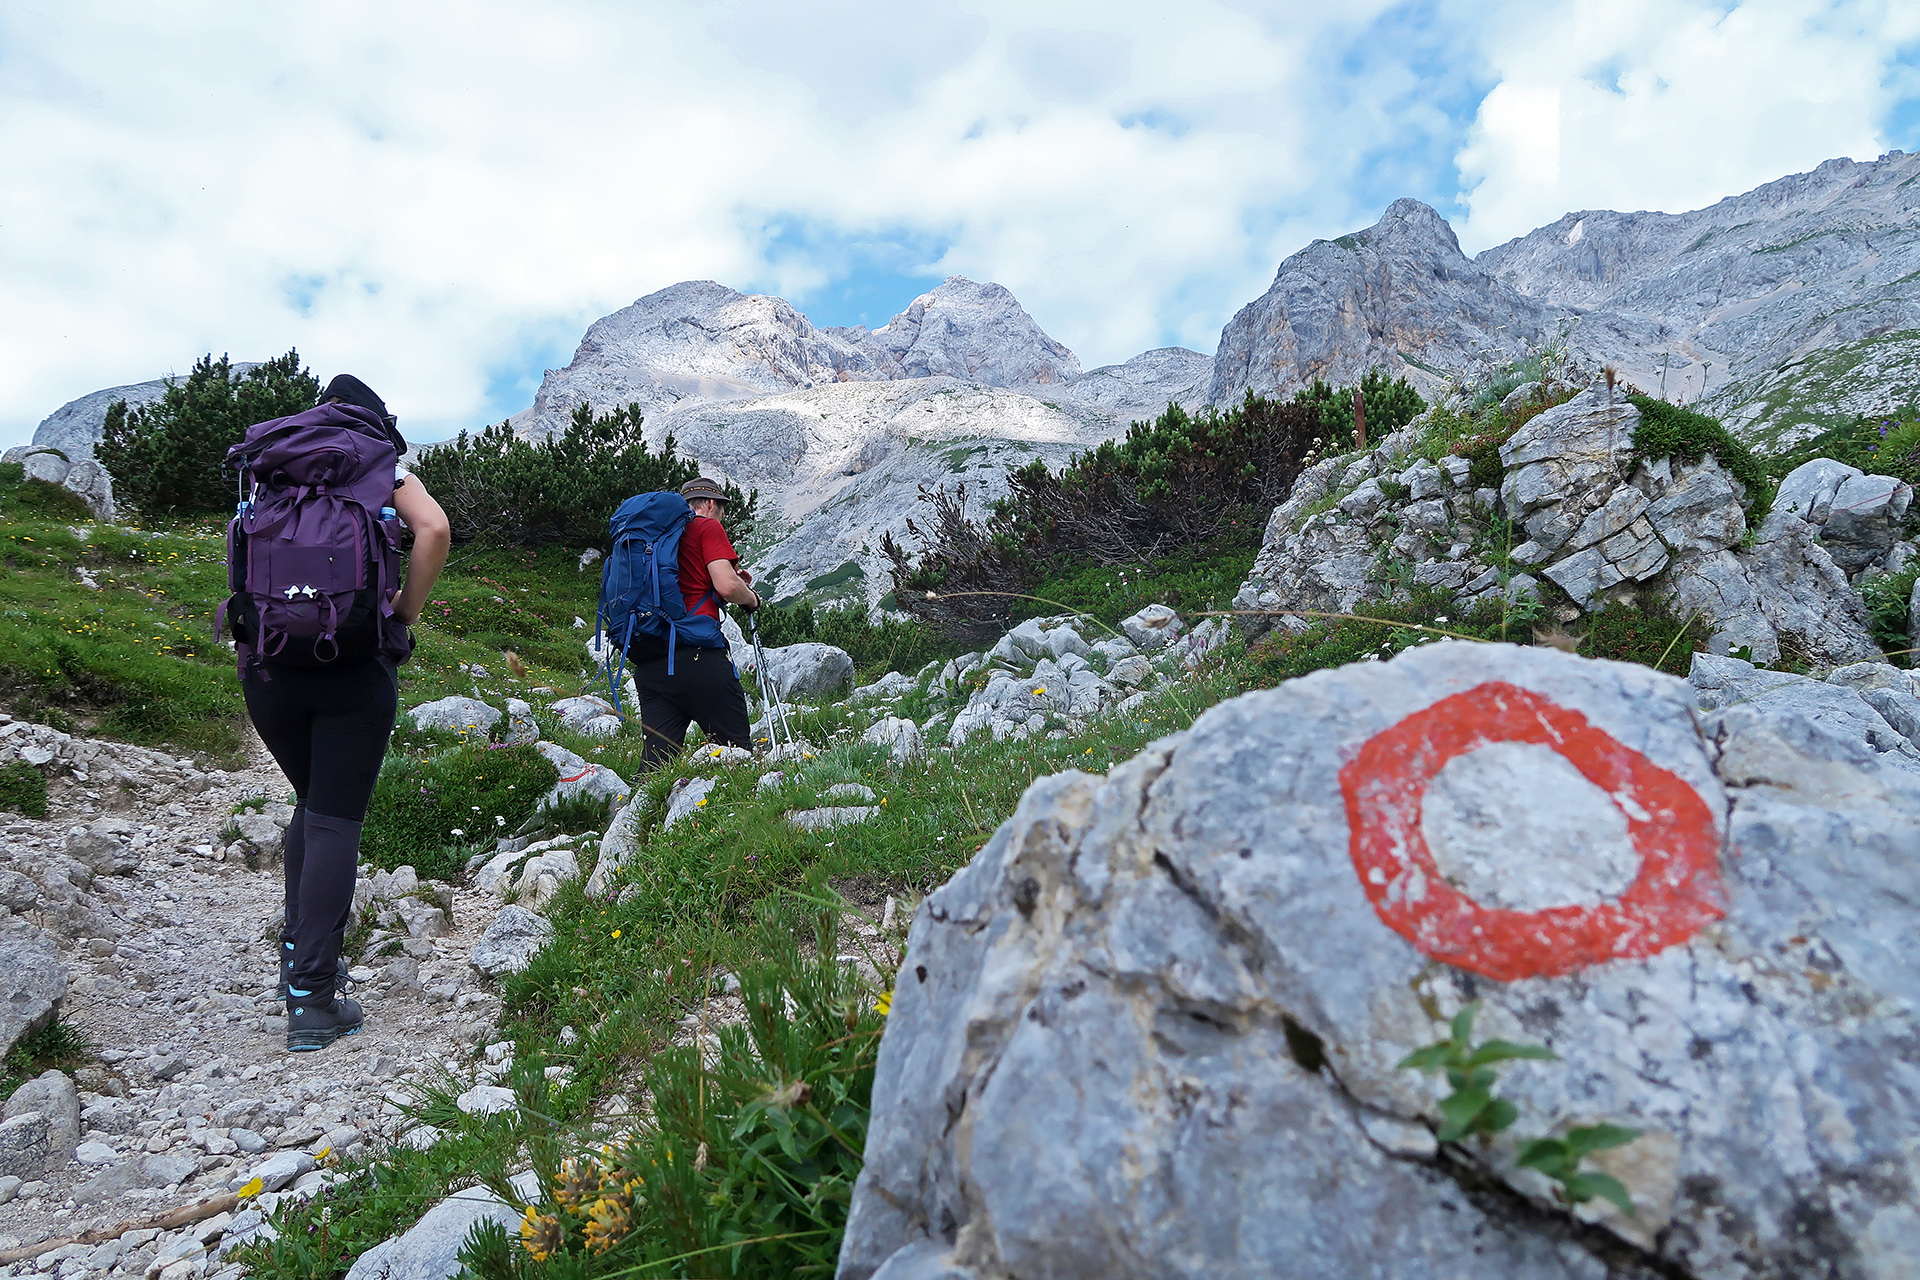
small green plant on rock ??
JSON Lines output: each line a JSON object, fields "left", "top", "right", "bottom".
{"left": 1516, "top": 1124, "right": 1642, "bottom": 1215}
{"left": 1399, "top": 1001, "right": 1642, "bottom": 1217}
{"left": 1396, "top": 1000, "right": 1556, "bottom": 1141}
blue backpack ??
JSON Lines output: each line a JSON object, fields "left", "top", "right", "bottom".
{"left": 596, "top": 492, "right": 729, "bottom": 709}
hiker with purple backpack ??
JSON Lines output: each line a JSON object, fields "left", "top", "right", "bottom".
{"left": 224, "top": 374, "right": 449, "bottom": 1051}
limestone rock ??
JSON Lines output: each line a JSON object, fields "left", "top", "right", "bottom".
{"left": 343, "top": 1173, "right": 539, "bottom": 1280}
{"left": 851, "top": 671, "right": 916, "bottom": 706}
{"left": 1118, "top": 604, "right": 1183, "bottom": 652}
{"left": 548, "top": 695, "right": 617, "bottom": 733}
{"left": 469, "top": 906, "right": 553, "bottom": 978}
{"left": 759, "top": 643, "right": 855, "bottom": 703}
{"left": 64, "top": 816, "right": 139, "bottom": 876}
{"left": 0, "top": 917, "right": 68, "bottom": 1059}
{"left": 3, "top": 1070, "right": 79, "bottom": 1170}
{"left": 405, "top": 697, "right": 500, "bottom": 737}
{"left": 0, "top": 1112, "right": 50, "bottom": 1179}
{"left": 73, "top": 1152, "right": 198, "bottom": 1205}
{"left": 1819, "top": 471, "right": 1912, "bottom": 572}
{"left": 533, "top": 741, "right": 630, "bottom": 812}
{"left": 663, "top": 776, "right": 715, "bottom": 829}
{"left": 786, "top": 806, "right": 877, "bottom": 832}
{"left": 846, "top": 642, "right": 1920, "bottom": 1279}
{"left": 503, "top": 698, "right": 539, "bottom": 745}
{"left": 585, "top": 794, "right": 651, "bottom": 898}
{"left": 862, "top": 717, "right": 923, "bottom": 763}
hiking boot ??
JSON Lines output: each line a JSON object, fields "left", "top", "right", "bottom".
{"left": 286, "top": 990, "right": 364, "bottom": 1052}
{"left": 277, "top": 944, "right": 356, "bottom": 1000}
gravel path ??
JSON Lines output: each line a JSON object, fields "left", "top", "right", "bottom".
{"left": 0, "top": 722, "right": 509, "bottom": 1273}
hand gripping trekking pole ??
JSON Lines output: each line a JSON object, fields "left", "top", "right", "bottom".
{"left": 747, "top": 611, "right": 796, "bottom": 752}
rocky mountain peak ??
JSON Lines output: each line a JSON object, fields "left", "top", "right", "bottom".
{"left": 851, "top": 276, "right": 1082, "bottom": 387}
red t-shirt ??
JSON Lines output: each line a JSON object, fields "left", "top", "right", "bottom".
{"left": 678, "top": 516, "right": 738, "bottom": 620}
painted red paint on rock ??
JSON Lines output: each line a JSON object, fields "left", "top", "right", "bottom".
{"left": 1339, "top": 681, "right": 1724, "bottom": 981}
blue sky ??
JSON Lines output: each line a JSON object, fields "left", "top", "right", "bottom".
{"left": 3, "top": 0, "right": 1918, "bottom": 446}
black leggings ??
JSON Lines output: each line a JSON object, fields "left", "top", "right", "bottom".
{"left": 243, "top": 659, "right": 397, "bottom": 995}
{"left": 243, "top": 659, "right": 398, "bottom": 820}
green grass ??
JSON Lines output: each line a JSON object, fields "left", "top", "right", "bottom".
{"left": 0, "top": 759, "right": 48, "bottom": 818}
{"left": 360, "top": 744, "right": 564, "bottom": 880}
{"left": 0, "top": 1014, "right": 91, "bottom": 1099}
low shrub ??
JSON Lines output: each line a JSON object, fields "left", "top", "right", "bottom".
{"left": 1, "top": 1014, "right": 90, "bottom": 1099}
{"left": 1628, "top": 395, "right": 1766, "bottom": 496}
{"left": 411, "top": 403, "right": 758, "bottom": 549}
{"left": 885, "top": 394, "right": 1321, "bottom": 641}
{"left": 0, "top": 761, "right": 48, "bottom": 818}
{"left": 0, "top": 466, "right": 95, "bottom": 522}
{"left": 361, "top": 745, "right": 561, "bottom": 879}
{"left": 1860, "top": 566, "right": 1920, "bottom": 666}
{"left": 1291, "top": 368, "right": 1426, "bottom": 450}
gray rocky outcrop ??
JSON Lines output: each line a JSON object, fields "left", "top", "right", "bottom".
{"left": 1232, "top": 384, "right": 1888, "bottom": 667}
{"left": 0, "top": 446, "right": 115, "bottom": 520}
{"left": 532, "top": 741, "right": 630, "bottom": 811}
{"left": 1211, "top": 198, "right": 1557, "bottom": 405}
{"left": 843, "top": 642, "right": 1920, "bottom": 1280}
{"left": 1210, "top": 152, "right": 1920, "bottom": 452}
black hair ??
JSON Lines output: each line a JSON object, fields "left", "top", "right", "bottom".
{"left": 319, "top": 374, "right": 407, "bottom": 454}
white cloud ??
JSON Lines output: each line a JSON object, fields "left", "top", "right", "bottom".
{"left": 0, "top": 0, "right": 1911, "bottom": 447}
{"left": 1454, "top": 0, "right": 1920, "bottom": 250}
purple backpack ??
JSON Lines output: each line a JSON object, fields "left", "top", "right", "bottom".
{"left": 221, "top": 403, "right": 413, "bottom": 672}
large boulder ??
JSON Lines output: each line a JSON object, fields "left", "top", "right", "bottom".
{"left": 844, "top": 643, "right": 1920, "bottom": 1279}
{"left": 3, "top": 1070, "right": 79, "bottom": 1173}
{"left": 759, "top": 643, "right": 855, "bottom": 702}
{"left": 532, "top": 741, "right": 630, "bottom": 811}
{"left": 0, "top": 917, "right": 68, "bottom": 1059}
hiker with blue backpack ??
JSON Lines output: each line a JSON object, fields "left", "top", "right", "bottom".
{"left": 224, "top": 374, "right": 450, "bottom": 1051}
{"left": 597, "top": 477, "right": 759, "bottom": 771}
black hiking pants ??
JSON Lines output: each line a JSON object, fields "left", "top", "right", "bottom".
{"left": 632, "top": 645, "right": 751, "bottom": 771}
{"left": 242, "top": 659, "right": 397, "bottom": 997}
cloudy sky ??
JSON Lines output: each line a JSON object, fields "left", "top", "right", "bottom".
{"left": 3, "top": 0, "right": 1917, "bottom": 447}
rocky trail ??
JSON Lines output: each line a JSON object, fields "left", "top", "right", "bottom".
{"left": 0, "top": 720, "right": 513, "bottom": 1277}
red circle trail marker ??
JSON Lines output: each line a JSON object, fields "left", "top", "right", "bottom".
{"left": 1339, "top": 681, "right": 1724, "bottom": 981}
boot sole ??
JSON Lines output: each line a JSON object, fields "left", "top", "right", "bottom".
{"left": 287, "top": 1024, "right": 363, "bottom": 1052}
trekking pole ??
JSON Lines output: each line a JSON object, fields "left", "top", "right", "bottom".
{"left": 747, "top": 611, "right": 796, "bottom": 752}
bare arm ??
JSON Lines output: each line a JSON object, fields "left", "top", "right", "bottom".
{"left": 390, "top": 475, "right": 451, "bottom": 625}
{"left": 707, "top": 559, "right": 760, "bottom": 610}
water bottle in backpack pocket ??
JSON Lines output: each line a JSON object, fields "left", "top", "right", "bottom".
{"left": 222, "top": 403, "right": 412, "bottom": 670}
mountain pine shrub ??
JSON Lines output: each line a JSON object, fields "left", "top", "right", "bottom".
{"left": 410, "top": 403, "right": 758, "bottom": 549}
{"left": 98, "top": 351, "right": 318, "bottom": 516}
{"left": 1290, "top": 368, "right": 1426, "bottom": 450}
{"left": 884, "top": 394, "right": 1321, "bottom": 640}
